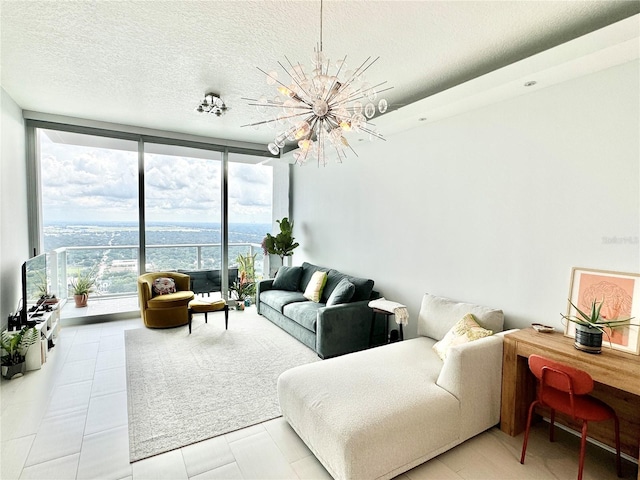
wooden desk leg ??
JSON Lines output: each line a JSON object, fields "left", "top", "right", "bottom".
{"left": 501, "top": 337, "right": 537, "bottom": 436}
{"left": 501, "top": 336, "right": 519, "bottom": 435}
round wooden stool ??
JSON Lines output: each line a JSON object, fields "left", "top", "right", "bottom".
{"left": 188, "top": 299, "right": 228, "bottom": 333}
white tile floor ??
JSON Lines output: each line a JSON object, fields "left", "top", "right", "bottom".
{"left": 1, "top": 315, "right": 637, "bottom": 480}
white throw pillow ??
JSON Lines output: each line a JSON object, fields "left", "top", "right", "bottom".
{"left": 433, "top": 313, "right": 494, "bottom": 361}
{"left": 303, "top": 271, "right": 328, "bottom": 303}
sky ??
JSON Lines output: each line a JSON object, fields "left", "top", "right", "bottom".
{"left": 39, "top": 130, "right": 273, "bottom": 224}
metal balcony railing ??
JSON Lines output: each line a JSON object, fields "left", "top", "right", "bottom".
{"left": 49, "top": 242, "right": 265, "bottom": 300}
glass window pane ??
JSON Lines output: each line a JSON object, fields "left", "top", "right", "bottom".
{"left": 228, "top": 153, "right": 273, "bottom": 304}
{"left": 38, "top": 129, "right": 139, "bottom": 303}
{"left": 144, "top": 144, "right": 222, "bottom": 277}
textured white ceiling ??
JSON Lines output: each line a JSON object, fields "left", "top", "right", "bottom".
{"left": 1, "top": 1, "right": 639, "bottom": 148}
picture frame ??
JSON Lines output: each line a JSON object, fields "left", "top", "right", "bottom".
{"left": 564, "top": 267, "right": 640, "bottom": 355}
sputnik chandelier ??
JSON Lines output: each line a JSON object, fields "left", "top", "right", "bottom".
{"left": 242, "top": 0, "right": 391, "bottom": 166}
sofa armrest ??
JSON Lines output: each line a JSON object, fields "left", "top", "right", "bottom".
{"left": 256, "top": 279, "right": 275, "bottom": 314}
{"left": 436, "top": 334, "right": 504, "bottom": 440}
{"left": 316, "top": 300, "right": 374, "bottom": 359}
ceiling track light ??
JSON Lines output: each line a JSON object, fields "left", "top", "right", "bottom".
{"left": 196, "top": 92, "right": 228, "bottom": 116}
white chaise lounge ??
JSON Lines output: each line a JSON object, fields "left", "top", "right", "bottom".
{"left": 277, "top": 293, "right": 509, "bottom": 480}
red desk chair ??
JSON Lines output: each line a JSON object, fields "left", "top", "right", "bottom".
{"left": 520, "top": 354, "right": 621, "bottom": 480}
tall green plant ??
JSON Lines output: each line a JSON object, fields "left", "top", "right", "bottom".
{"left": 262, "top": 217, "right": 299, "bottom": 261}
{"left": 236, "top": 252, "right": 257, "bottom": 281}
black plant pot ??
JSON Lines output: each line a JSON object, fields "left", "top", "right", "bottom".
{"left": 1, "top": 362, "right": 25, "bottom": 379}
{"left": 574, "top": 324, "right": 603, "bottom": 354}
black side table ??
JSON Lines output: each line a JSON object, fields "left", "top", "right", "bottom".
{"left": 370, "top": 308, "right": 404, "bottom": 346}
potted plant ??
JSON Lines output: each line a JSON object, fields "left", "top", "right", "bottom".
{"left": 1, "top": 326, "right": 40, "bottom": 379}
{"left": 262, "top": 217, "right": 300, "bottom": 277}
{"left": 561, "top": 298, "right": 635, "bottom": 353}
{"left": 70, "top": 268, "right": 97, "bottom": 308}
{"left": 230, "top": 272, "right": 256, "bottom": 310}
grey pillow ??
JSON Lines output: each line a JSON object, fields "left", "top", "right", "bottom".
{"left": 326, "top": 278, "right": 356, "bottom": 306}
{"left": 272, "top": 266, "right": 302, "bottom": 292}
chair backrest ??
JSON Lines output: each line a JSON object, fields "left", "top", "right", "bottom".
{"left": 528, "top": 354, "right": 594, "bottom": 396}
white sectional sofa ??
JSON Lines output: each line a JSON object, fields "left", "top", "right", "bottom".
{"left": 277, "top": 293, "right": 509, "bottom": 480}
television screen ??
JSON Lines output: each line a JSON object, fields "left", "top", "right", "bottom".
{"left": 21, "top": 253, "right": 48, "bottom": 323}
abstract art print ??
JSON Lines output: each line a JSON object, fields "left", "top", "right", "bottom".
{"left": 564, "top": 267, "right": 640, "bottom": 355}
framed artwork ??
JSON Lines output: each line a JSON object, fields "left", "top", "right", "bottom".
{"left": 564, "top": 267, "right": 640, "bottom": 355}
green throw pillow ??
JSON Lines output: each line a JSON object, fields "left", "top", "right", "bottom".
{"left": 303, "top": 271, "right": 328, "bottom": 303}
{"left": 272, "top": 266, "right": 302, "bottom": 292}
{"left": 326, "top": 278, "right": 355, "bottom": 306}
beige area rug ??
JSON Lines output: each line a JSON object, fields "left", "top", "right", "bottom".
{"left": 124, "top": 307, "right": 319, "bottom": 462}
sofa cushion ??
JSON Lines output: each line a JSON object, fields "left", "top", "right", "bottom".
{"left": 260, "top": 290, "right": 307, "bottom": 313}
{"left": 326, "top": 278, "right": 355, "bottom": 306}
{"left": 417, "top": 293, "right": 504, "bottom": 341}
{"left": 272, "top": 266, "right": 303, "bottom": 291}
{"left": 147, "top": 290, "right": 194, "bottom": 308}
{"left": 303, "top": 271, "right": 328, "bottom": 302}
{"left": 432, "top": 313, "right": 494, "bottom": 360}
{"left": 299, "top": 262, "right": 330, "bottom": 293}
{"left": 322, "top": 269, "right": 374, "bottom": 303}
{"left": 282, "top": 301, "right": 324, "bottom": 332}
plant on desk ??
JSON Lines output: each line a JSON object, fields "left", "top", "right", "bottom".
{"left": 561, "top": 298, "right": 635, "bottom": 353}
{"left": 1, "top": 326, "right": 39, "bottom": 379}
{"left": 70, "top": 267, "right": 97, "bottom": 308}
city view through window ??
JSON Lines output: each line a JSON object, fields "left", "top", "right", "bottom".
{"left": 38, "top": 129, "right": 273, "bottom": 302}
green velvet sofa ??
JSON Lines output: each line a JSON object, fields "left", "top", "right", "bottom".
{"left": 256, "top": 262, "right": 386, "bottom": 359}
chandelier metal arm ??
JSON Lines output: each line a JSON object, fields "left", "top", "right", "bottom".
{"left": 323, "top": 55, "right": 348, "bottom": 103}
{"left": 240, "top": 109, "right": 313, "bottom": 128}
{"left": 278, "top": 59, "right": 314, "bottom": 102}
{"left": 245, "top": 102, "right": 311, "bottom": 110}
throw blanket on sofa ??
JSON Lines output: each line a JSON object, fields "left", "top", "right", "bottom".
{"left": 368, "top": 297, "right": 409, "bottom": 325}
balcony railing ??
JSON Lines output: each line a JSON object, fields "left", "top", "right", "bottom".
{"left": 50, "top": 242, "right": 265, "bottom": 300}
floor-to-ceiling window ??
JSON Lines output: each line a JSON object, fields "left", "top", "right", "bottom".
{"left": 37, "top": 129, "right": 140, "bottom": 301}
{"left": 29, "top": 121, "right": 284, "bottom": 318}
{"left": 228, "top": 153, "right": 273, "bottom": 303}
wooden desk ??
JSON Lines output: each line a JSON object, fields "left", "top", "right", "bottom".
{"left": 500, "top": 328, "right": 640, "bottom": 478}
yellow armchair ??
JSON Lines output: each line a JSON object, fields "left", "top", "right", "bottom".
{"left": 137, "top": 272, "right": 194, "bottom": 328}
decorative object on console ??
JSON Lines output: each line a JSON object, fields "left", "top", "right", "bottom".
{"left": 195, "top": 92, "right": 227, "bottom": 116}
{"left": 531, "top": 323, "right": 555, "bottom": 333}
{"left": 1, "top": 326, "right": 39, "bottom": 379}
{"left": 563, "top": 267, "right": 638, "bottom": 354}
{"left": 241, "top": 0, "right": 391, "bottom": 166}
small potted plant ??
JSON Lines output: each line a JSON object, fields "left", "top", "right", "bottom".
{"left": 230, "top": 273, "right": 256, "bottom": 310}
{"left": 561, "top": 298, "right": 635, "bottom": 353}
{"left": 70, "top": 268, "right": 97, "bottom": 308}
{"left": 1, "top": 326, "right": 40, "bottom": 379}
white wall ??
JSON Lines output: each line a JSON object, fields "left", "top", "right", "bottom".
{"left": 292, "top": 60, "right": 640, "bottom": 337}
{"left": 1, "top": 88, "right": 29, "bottom": 330}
